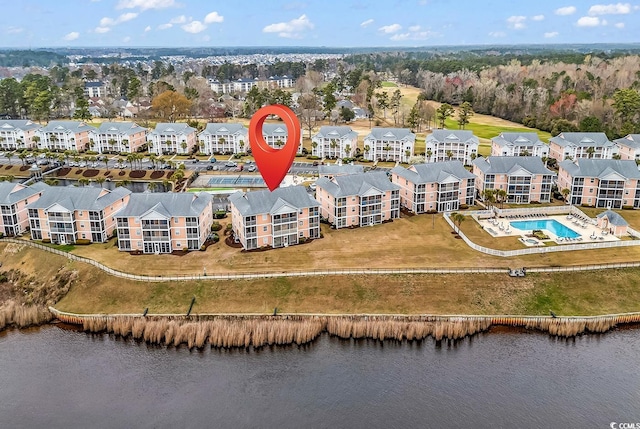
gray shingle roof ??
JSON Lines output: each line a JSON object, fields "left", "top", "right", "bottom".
{"left": 261, "top": 123, "right": 291, "bottom": 138}
{"left": 392, "top": 161, "right": 475, "bottom": 184}
{"left": 0, "top": 183, "right": 42, "bottom": 206}
{"left": 549, "top": 132, "right": 613, "bottom": 148}
{"left": 199, "top": 123, "right": 248, "bottom": 137}
{"left": 597, "top": 210, "right": 628, "bottom": 226}
{"left": 316, "top": 171, "right": 399, "bottom": 198}
{"left": 94, "top": 121, "right": 147, "bottom": 135}
{"left": 614, "top": 134, "right": 640, "bottom": 150}
{"left": 472, "top": 156, "right": 554, "bottom": 175}
{"left": 27, "top": 184, "right": 131, "bottom": 211}
{"left": 228, "top": 186, "right": 318, "bottom": 216}
{"left": 313, "top": 126, "right": 358, "bottom": 140}
{"left": 41, "top": 121, "right": 96, "bottom": 133}
{"left": 427, "top": 129, "right": 478, "bottom": 143}
{"left": 0, "top": 120, "right": 41, "bottom": 132}
{"left": 558, "top": 159, "right": 640, "bottom": 180}
{"left": 365, "top": 128, "right": 416, "bottom": 141}
{"left": 116, "top": 192, "right": 212, "bottom": 218}
{"left": 318, "top": 164, "right": 365, "bottom": 176}
{"left": 148, "top": 123, "right": 196, "bottom": 136}
{"left": 492, "top": 132, "right": 545, "bottom": 147}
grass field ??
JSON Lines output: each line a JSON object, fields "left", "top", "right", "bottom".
{"left": 3, "top": 242, "right": 640, "bottom": 316}
{"left": 66, "top": 211, "right": 640, "bottom": 278}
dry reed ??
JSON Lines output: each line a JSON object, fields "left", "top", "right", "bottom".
{"left": 0, "top": 301, "right": 52, "bottom": 331}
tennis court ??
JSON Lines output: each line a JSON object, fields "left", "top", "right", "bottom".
{"left": 207, "top": 175, "right": 266, "bottom": 187}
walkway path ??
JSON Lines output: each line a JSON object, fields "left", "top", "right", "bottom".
{"left": 3, "top": 237, "right": 640, "bottom": 283}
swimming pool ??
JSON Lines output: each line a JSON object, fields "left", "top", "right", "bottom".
{"left": 510, "top": 219, "right": 580, "bottom": 238}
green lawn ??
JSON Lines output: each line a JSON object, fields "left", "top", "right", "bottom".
{"left": 444, "top": 118, "right": 552, "bottom": 142}
{"left": 381, "top": 81, "right": 398, "bottom": 87}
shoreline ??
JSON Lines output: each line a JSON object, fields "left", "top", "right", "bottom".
{"left": 46, "top": 307, "right": 640, "bottom": 348}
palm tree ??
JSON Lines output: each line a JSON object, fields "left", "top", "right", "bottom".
{"left": 561, "top": 188, "right": 571, "bottom": 204}
{"left": 218, "top": 137, "right": 226, "bottom": 152}
{"left": 162, "top": 179, "right": 172, "bottom": 192}
{"left": 44, "top": 178, "right": 59, "bottom": 186}
{"left": 95, "top": 177, "right": 106, "bottom": 188}
{"left": 147, "top": 181, "right": 158, "bottom": 192}
{"left": 426, "top": 149, "right": 433, "bottom": 162}
{"left": 238, "top": 139, "right": 245, "bottom": 153}
{"left": 199, "top": 140, "right": 205, "bottom": 154}
{"left": 77, "top": 178, "right": 90, "bottom": 187}
{"left": 180, "top": 141, "right": 188, "bottom": 154}
{"left": 18, "top": 152, "right": 27, "bottom": 165}
{"left": 344, "top": 144, "right": 351, "bottom": 158}
{"left": 383, "top": 144, "right": 392, "bottom": 161}
{"left": 275, "top": 139, "right": 284, "bottom": 148}
{"left": 450, "top": 212, "right": 465, "bottom": 234}
{"left": 149, "top": 153, "right": 158, "bottom": 169}
{"left": 519, "top": 149, "right": 530, "bottom": 156}
{"left": 126, "top": 153, "right": 135, "bottom": 169}
{"left": 122, "top": 139, "right": 129, "bottom": 152}
{"left": 497, "top": 189, "right": 508, "bottom": 208}
{"left": 586, "top": 146, "right": 595, "bottom": 159}
{"left": 31, "top": 135, "right": 40, "bottom": 147}
{"left": 103, "top": 156, "right": 110, "bottom": 169}
{"left": 6, "top": 152, "right": 13, "bottom": 164}
{"left": 446, "top": 150, "right": 454, "bottom": 160}
{"left": 364, "top": 144, "right": 371, "bottom": 157}
{"left": 482, "top": 189, "right": 496, "bottom": 209}
{"left": 108, "top": 139, "right": 117, "bottom": 152}
{"left": 311, "top": 141, "right": 318, "bottom": 156}
{"left": 15, "top": 138, "right": 23, "bottom": 149}
{"left": 329, "top": 139, "right": 337, "bottom": 157}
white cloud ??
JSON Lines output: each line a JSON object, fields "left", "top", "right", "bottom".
{"left": 123, "top": 36, "right": 131, "bottom": 42}
{"left": 263, "top": 14, "right": 314, "bottom": 38}
{"left": 144, "top": 25, "right": 151, "bottom": 32}
{"left": 615, "top": 21, "right": 625, "bottom": 28}
{"left": 182, "top": 20, "right": 207, "bottom": 33}
{"left": 158, "top": 23, "right": 172, "bottom": 30}
{"left": 589, "top": 3, "right": 631, "bottom": 15}
{"left": 204, "top": 11, "right": 224, "bottom": 24}
{"left": 408, "top": 25, "right": 421, "bottom": 32}
{"left": 577, "top": 16, "right": 604, "bottom": 26}
{"left": 170, "top": 15, "right": 187, "bottom": 24}
{"left": 378, "top": 23, "right": 402, "bottom": 33}
{"left": 360, "top": 18, "right": 374, "bottom": 27}
{"left": 532, "top": 14, "right": 545, "bottom": 21}
{"left": 116, "top": 0, "right": 177, "bottom": 10}
{"left": 507, "top": 15, "right": 527, "bottom": 29}
{"left": 202, "top": 35, "right": 211, "bottom": 42}
{"left": 489, "top": 31, "right": 506, "bottom": 37}
{"left": 100, "top": 12, "right": 138, "bottom": 28}
{"left": 6, "top": 26, "right": 23, "bottom": 34}
{"left": 390, "top": 29, "right": 437, "bottom": 41}
{"left": 555, "top": 6, "right": 577, "bottom": 15}
{"left": 100, "top": 17, "right": 115, "bottom": 26}
{"left": 63, "top": 31, "right": 79, "bottom": 41}
{"left": 544, "top": 31, "right": 559, "bottom": 38}
{"left": 95, "top": 26, "right": 111, "bottom": 33}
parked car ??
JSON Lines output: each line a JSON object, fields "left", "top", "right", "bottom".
{"left": 192, "top": 159, "right": 200, "bottom": 163}
{"left": 206, "top": 165, "right": 214, "bottom": 171}
{"left": 225, "top": 161, "right": 237, "bottom": 167}
{"left": 246, "top": 165, "right": 256, "bottom": 172}
{"left": 209, "top": 157, "right": 217, "bottom": 163}
{"left": 312, "top": 161, "right": 319, "bottom": 166}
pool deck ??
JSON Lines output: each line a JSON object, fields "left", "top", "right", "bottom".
{"left": 478, "top": 214, "right": 619, "bottom": 244}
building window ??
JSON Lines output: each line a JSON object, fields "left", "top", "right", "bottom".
{"left": 299, "top": 220, "right": 303, "bottom": 226}
{"left": 263, "top": 226, "right": 267, "bottom": 232}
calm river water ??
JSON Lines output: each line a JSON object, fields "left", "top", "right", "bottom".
{"left": 1, "top": 325, "right": 639, "bottom": 429}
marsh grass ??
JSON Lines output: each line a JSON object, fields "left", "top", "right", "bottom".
{"left": 0, "top": 300, "right": 52, "bottom": 330}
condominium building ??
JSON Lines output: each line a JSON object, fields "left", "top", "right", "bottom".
{"left": 315, "top": 171, "right": 400, "bottom": 228}
{"left": 27, "top": 185, "right": 131, "bottom": 244}
{"left": 147, "top": 123, "right": 198, "bottom": 155}
{"left": 89, "top": 122, "right": 148, "bottom": 153}
{"left": 549, "top": 132, "right": 616, "bottom": 162}
{"left": 0, "top": 182, "right": 46, "bottom": 236}
{"left": 425, "top": 130, "right": 479, "bottom": 165}
{"left": 0, "top": 120, "right": 41, "bottom": 150}
{"left": 198, "top": 123, "right": 248, "bottom": 154}
{"left": 228, "top": 186, "right": 320, "bottom": 250}
{"left": 363, "top": 128, "right": 415, "bottom": 163}
{"left": 262, "top": 123, "right": 303, "bottom": 154}
{"left": 318, "top": 164, "right": 365, "bottom": 180}
{"left": 491, "top": 132, "right": 549, "bottom": 158}
{"left": 115, "top": 192, "right": 213, "bottom": 254}
{"left": 472, "top": 156, "right": 555, "bottom": 204}
{"left": 614, "top": 134, "right": 640, "bottom": 161}
{"left": 311, "top": 126, "right": 358, "bottom": 159}
{"left": 391, "top": 161, "right": 475, "bottom": 213}
{"left": 557, "top": 159, "right": 640, "bottom": 209}
{"left": 35, "top": 121, "right": 96, "bottom": 152}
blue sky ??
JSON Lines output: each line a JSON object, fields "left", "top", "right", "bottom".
{"left": 1, "top": 0, "right": 638, "bottom": 47}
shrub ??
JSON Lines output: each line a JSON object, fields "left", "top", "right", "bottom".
{"left": 622, "top": 205, "right": 634, "bottom": 210}
{"left": 75, "top": 239, "right": 91, "bottom": 245}
{"left": 42, "top": 239, "right": 51, "bottom": 243}
{"left": 530, "top": 200, "right": 541, "bottom": 204}
{"left": 426, "top": 209, "right": 438, "bottom": 214}
{"left": 225, "top": 223, "right": 232, "bottom": 230}
{"left": 459, "top": 204, "right": 469, "bottom": 210}
{"left": 211, "top": 222, "right": 222, "bottom": 231}
{"left": 214, "top": 210, "right": 227, "bottom": 219}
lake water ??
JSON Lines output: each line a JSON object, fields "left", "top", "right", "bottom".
{"left": 1, "top": 325, "right": 639, "bottom": 429}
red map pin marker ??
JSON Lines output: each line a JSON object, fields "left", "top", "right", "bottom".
{"left": 249, "top": 104, "right": 300, "bottom": 192}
